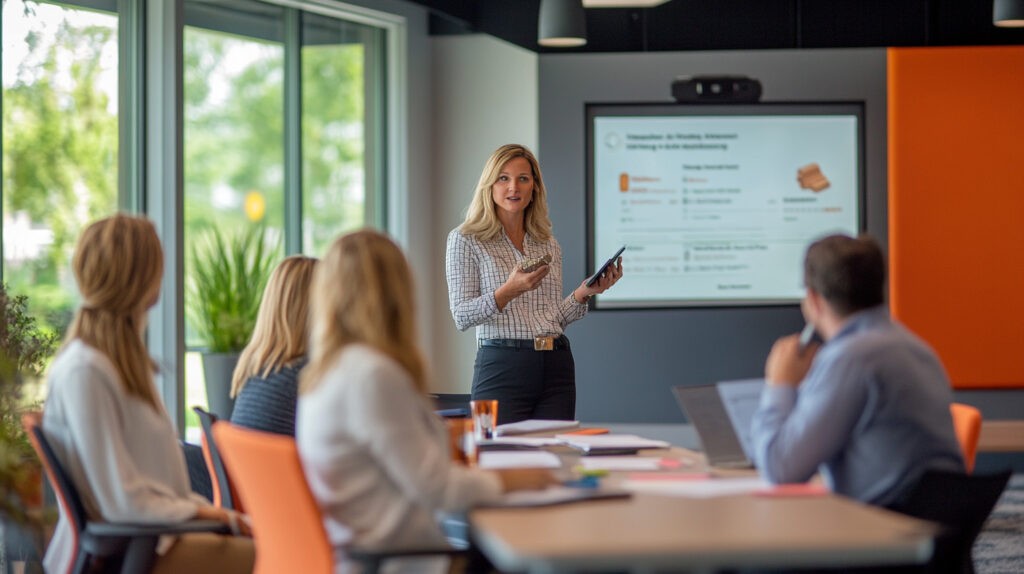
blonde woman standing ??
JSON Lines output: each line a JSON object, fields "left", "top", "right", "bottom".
{"left": 229, "top": 255, "right": 317, "bottom": 436}
{"left": 297, "top": 229, "right": 554, "bottom": 574}
{"left": 42, "top": 214, "right": 254, "bottom": 574}
{"left": 446, "top": 144, "right": 622, "bottom": 424}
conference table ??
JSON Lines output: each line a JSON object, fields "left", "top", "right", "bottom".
{"left": 468, "top": 423, "right": 937, "bottom": 574}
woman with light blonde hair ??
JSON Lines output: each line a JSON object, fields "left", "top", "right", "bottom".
{"left": 229, "top": 255, "right": 317, "bottom": 436}
{"left": 298, "top": 229, "right": 554, "bottom": 574}
{"left": 43, "top": 214, "right": 254, "bottom": 574}
{"left": 445, "top": 143, "right": 622, "bottom": 424}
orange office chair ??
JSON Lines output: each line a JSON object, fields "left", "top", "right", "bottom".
{"left": 950, "top": 403, "right": 982, "bottom": 474}
{"left": 212, "top": 421, "right": 465, "bottom": 574}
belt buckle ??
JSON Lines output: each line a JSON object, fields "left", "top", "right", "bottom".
{"left": 534, "top": 336, "right": 554, "bottom": 351}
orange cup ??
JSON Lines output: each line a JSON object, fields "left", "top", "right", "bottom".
{"left": 446, "top": 418, "right": 478, "bottom": 466}
{"left": 470, "top": 399, "right": 499, "bottom": 440}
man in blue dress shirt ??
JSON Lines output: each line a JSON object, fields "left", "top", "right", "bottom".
{"left": 752, "top": 234, "right": 964, "bottom": 507}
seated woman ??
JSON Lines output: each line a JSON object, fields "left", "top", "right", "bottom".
{"left": 229, "top": 255, "right": 317, "bottom": 436}
{"left": 297, "top": 229, "right": 555, "bottom": 573}
{"left": 42, "top": 214, "right": 254, "bottom": 574}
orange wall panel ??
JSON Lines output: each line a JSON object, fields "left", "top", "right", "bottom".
{"left": 888, "top": 46, "right": 1024, "bottom": 389}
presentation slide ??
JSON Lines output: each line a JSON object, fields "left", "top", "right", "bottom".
{"left": 588, "top": 104, "right": 862, "bottom": 308}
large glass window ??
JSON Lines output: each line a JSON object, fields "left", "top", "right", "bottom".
{"left": 2, "top": 0, "right": 119, "bottom": 341}
{"left": 302, "top": 12, "right": 387, "bottom": 255}
{"left": 1, "top": 0, "right": 392, "bottom": 437}
{"left": 180, "top": 2, "right": 389, "bottom": 430}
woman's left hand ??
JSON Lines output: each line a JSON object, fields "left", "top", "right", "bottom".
{"left": 574, "top": 257, "right": 623, "bottom": 302}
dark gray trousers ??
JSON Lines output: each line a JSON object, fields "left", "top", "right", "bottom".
{"left": 470, "top": 344, "right": 576, "bottom": 425}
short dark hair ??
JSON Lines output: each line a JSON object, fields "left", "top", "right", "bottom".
{"left": 803, "top": 234, "right": 885, "bottom": 317}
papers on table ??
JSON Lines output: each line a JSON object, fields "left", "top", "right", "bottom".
{"left": 478, "top": 436, "right": 565, "bottom": 448}
{"left": 555, "top": 434, "right": 671, "bottom": 454}
{"left": 483, "top": 486, "right": 632, "bottom": 508}
{"left": 478, "top": 450, "right": 562, "bottom": 470}
{"left": 577, "top": 457, "right": 666, "bottom": 471}
{"left": 621, "top": 475, "right": 769, "bottom": 498}
{"left": 495, "top": 419, "right": 581, "bottom": 436}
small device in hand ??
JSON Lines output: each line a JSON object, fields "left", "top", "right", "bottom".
{"left": 585, "top": 246, "right": 626, "bottom": 287}
{"left": 520, "top": 254, "right": 552, "bottom": 273}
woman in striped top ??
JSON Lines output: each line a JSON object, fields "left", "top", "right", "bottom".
{"left": 229, "top": 255, "right": 318, "bottom": 436}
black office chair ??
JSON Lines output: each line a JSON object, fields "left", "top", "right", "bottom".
{"left": 22, "top": 413, "right": 228, "bottom": 574}
{"left": 430, "top": 393, "right": 471, "bottom": 418}
{"left": 192, "top": 406, "right": 239, "bottom": 511}
{"left": 886, "top": 468, "right": 1012, "bottom": 574}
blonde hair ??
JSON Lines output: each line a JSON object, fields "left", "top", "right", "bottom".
{"left": 230, "top": 255, "right": 318, "bottom": 398}
{"left": 300, "top": 229, "right": 427, "bottom": 394}
{"left": 65, "top": 214, "right": 163, "bottom": 410}
{"left": 459, "top": 144, "right": 553, "bottom": 242}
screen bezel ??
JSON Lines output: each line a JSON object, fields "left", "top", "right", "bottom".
{"left": 585, "top": 101, "right": 867, "bottom": 310}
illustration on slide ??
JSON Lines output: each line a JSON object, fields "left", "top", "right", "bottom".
{"left": 797, "top": 163, "right": 830, "bottom": 192}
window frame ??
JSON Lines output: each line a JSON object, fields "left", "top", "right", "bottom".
{"left": 2, "top": 0, "right": 406, "bottom": 433}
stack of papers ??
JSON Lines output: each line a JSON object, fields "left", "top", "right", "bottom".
{"left": 478, "top": 450, "right": 562, "bottom": 470}
{"left": 555, "top": 434, "right": 670, "bottom": 454}
{"left": 495, "top": 419, "right": 581, "bottom": 436}
{"left": 621, "top": 475, "right": 768, "bottom": 498}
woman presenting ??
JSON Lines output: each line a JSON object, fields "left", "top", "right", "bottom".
{"left": 446, "top": 144, "right": 622, "bottom": 424}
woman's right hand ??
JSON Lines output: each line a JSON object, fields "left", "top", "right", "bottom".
{"left": 196, "top": 505, "right": 252, "bottom": 537}
{"left": 494, "top": 265, "right": 549, "bottom": 310}
{"left": 495, "top": 468, "right": 559, "bottom": 492}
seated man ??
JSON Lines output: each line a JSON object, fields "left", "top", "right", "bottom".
{"left": 751, "top": 234, "right": 964, "bottom": 506}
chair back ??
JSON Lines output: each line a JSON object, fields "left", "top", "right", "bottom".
{"left": 213, "top": 421, "right": 333, "bottom": 574}
{"left": 888, "top": 468, "right": 1011, "bottom": 574}
{"left": 950, "top": 403, "right": 982, "bottom": 473}
{"left": 193, "top": 406, "right": 241, "bottom": 511}
{"left": 21, "top": 412, "right": 86, "bottom": 574}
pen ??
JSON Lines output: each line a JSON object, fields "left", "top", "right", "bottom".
{"left": 798, "top": 323, "right": 816, "bottom": 355}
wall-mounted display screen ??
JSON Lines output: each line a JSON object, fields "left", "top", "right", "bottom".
{"left": 587, "top": 102, "right": 864, "bottom": 309}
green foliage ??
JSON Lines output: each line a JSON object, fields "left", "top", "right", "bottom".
{"left": 186, "top": 227, "right": 276, "bottom": 353}
{"left": 0, "top": 283, "right": 59, "bottom": 528}
{"left": 2, "top": 6, "right": 118, "bottom": 345}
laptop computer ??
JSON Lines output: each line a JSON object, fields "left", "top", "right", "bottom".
{"left": 671, "top": 379, "right": 764, "bottom": 469}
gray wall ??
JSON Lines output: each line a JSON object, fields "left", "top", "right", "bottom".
{"left": 429, "top": 35, "right": 538, "bottom": 393}
{"left": 538, "top": 49, "right": 889, "bottom": 422}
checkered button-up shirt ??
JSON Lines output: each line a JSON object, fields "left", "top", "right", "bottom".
{"left": 446, "top": 228, "right": 587, "bottom": 340}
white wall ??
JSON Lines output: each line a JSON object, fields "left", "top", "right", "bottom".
{"left": 428, "top": 34, "right": 538, "bottom": 393}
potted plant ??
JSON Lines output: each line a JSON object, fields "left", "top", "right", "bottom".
{"left": 0, "top": 283, "right": 60, "bottom": 572}
{"left": 186, "top": 226, "right": 274, "bottom": 419}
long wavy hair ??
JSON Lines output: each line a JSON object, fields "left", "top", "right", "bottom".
{"left": 300, "top": 229, "right": 427, "bottom": 394}
{"left": 65, "top": 214, "right": 163, "bottom": 410}
{"left": 458, "top": 143, "right": 553, "bottom": 242}
{"left": 230, "top": 255, "right": 318, "bottom": 398}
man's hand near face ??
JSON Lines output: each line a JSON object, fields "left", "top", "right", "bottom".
{"left": 765, "top": 333, "right": 820, "bottom": 387}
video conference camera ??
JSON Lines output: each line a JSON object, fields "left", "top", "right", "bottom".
{"left": 671, "top": 76, "right": 763, "bottom": 103}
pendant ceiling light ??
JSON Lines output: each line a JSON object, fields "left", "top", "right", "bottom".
{"left": 538, "top": 0, "right": 587, "bottom": 48}
{"left": 994, "top": 0, "right": 1024, "bottom": 27}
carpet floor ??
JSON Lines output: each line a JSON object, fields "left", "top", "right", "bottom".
{"left": 975, "top": 473, "right": 1024, "bottom": 574}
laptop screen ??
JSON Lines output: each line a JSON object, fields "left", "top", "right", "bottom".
{"left": 672, "top": 383, "right": 759, "bottom": 468}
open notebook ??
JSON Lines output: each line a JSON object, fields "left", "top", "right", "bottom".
{"left": 671, "top": 379, "right": 764, "bottom": 469}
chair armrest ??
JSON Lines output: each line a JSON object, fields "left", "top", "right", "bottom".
{"left": 85, "top": 519, "right": 230, "bottom": 538}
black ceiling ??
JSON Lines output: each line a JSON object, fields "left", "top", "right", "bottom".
{"left": 408, "top": 0, "right": 1024, "bottom": 53}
